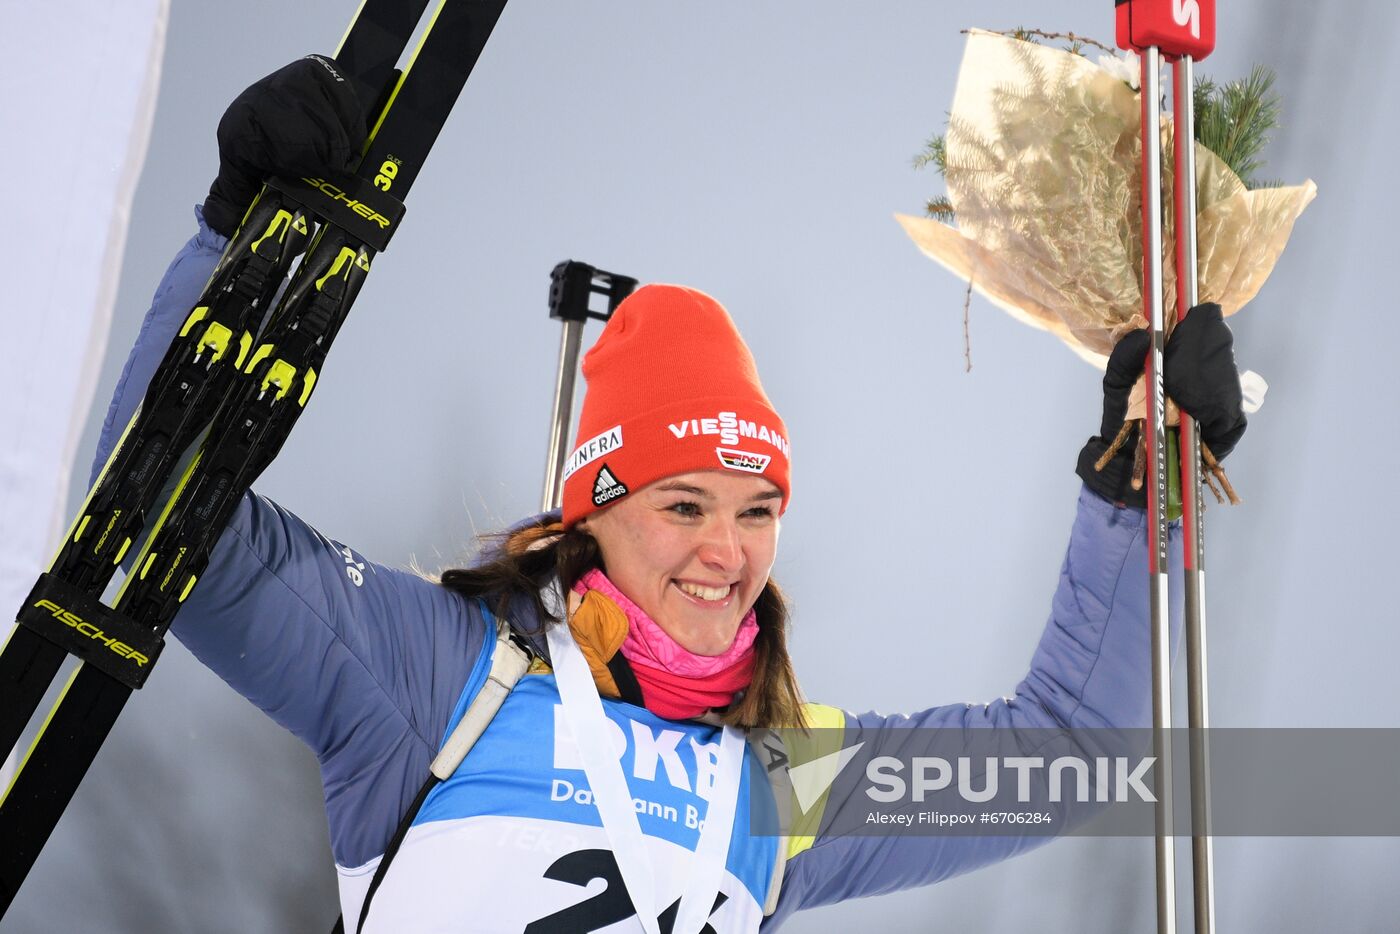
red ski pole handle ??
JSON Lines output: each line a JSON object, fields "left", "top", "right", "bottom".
{"left": 1116, "top": 0, "right": 1216, "bottom": 59}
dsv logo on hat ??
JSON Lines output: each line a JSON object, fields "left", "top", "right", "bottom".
{"left": 592, "top": 464, "right": 629, "bottom": 506}
{"left": 715, "top": 447, "right": 771, "bottom": 474}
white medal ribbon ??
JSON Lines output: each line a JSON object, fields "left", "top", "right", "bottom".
{"left": 545, "top": 583, "right": 746, "bottom": 934}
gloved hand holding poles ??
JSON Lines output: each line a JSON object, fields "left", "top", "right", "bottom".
{"left": 1077, "top": 302, "right": 1248, "bottom": 508}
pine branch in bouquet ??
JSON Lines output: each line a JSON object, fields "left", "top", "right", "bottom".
{"left": 914, "top": 135, "right": 958, "bottom": 224}
{"left": 914, "top": 133, "right": 948, "bottom": 174}
{"left": 924, "top": 195, "right": 956, "bottom": 224}
{"left": 1193, "top": 65, "right": 1283, "bottom": 189}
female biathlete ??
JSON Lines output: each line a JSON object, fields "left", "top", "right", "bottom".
{"left": 93, "top": 57, "right": 1247, "bottom": 933}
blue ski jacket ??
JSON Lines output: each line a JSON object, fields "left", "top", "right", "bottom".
{"left": 92, "top": 208, "right": 1182, "bottom": 931}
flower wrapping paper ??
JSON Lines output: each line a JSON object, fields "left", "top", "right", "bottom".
{"left": 898, "top": 29, "right": 1316, "bottom": 383}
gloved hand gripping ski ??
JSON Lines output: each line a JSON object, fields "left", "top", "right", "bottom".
{"left": 1077, "top": 302, "right": 1248, "bottom": 508}
{"left": 204, "top": 54, "right": 368, "bottom": 238}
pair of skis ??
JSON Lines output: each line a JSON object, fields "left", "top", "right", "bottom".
{"left": 0, "top": 0, "right": 507, "bottom": 917}
{"left": 1117, "top": 1, "right": 1217, "bottom": 932}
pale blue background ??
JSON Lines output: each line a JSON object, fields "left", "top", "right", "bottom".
{"left": 12, "top": 0, "right": 1398, "bottom": 930}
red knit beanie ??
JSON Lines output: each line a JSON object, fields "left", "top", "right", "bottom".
{"left": 561, "top": 284, "right": 791, "bottom": 526}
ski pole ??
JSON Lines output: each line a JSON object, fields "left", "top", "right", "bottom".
{"left": 1143, "top": 43, "right": 1179, "bottom": 934}
{"left": 1117, "top": 1, "right": 1216, "bottom": 930}
{"left": 1172, "top": 42, "right": 1219, "bottom": 934}
{"left": 541, "top": 261, "right": 637, "bottom": 511}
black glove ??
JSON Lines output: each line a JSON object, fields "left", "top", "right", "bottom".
{"left": 1163, "top": 303, "right": 1247, "bottom": 458}
{"left": 1077, "top": 303, "right": 1247, "bottom": 507}
{"left": 203, "top": 54, "right": 366, "bottom": 238}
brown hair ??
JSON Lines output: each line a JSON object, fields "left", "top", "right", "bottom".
{"left": 438, "top": 518, "right": 806, "bottom": 730}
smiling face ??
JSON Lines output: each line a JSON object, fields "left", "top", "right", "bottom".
{"left": 579, "top": 470, "right": 782, "bottom": 656}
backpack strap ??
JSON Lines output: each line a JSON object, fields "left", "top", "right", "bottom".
{"left": 341, "top": 618, "right": 532, "bottom": 934}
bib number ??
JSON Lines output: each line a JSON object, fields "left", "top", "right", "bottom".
{"left": 525, "top": 849, "right": 728, "bottom": 934}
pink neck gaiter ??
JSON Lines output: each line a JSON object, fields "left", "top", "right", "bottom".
{"left": 573, "top": 568, "right": 758, "bottom": 718}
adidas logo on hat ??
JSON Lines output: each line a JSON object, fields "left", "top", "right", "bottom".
{"left": 592, "top": 464, "right": 629, "bottom": 507}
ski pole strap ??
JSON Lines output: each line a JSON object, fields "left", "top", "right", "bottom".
{"left": 1115, "top": 0, "right": 1216, "bottom": 58}
{"left": 16, "top": 573, "right": 164, "bottom": 689}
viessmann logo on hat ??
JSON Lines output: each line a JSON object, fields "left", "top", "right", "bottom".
{"left": 667, "top": 411, "right": 790, "bottom": 457}
{"left": 562, "top": 425, "right": 623, "bottom": 482}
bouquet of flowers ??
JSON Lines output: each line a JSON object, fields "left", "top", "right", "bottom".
{"left": 898, "top": 28, "right": 1315, "bottom": 391}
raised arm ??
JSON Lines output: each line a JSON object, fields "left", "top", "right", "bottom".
{"left": 769, "top": 312, "right": 1248, "bottom": 921}
{"left": 89, "top": 59, "right": 494, "bottom": 869}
